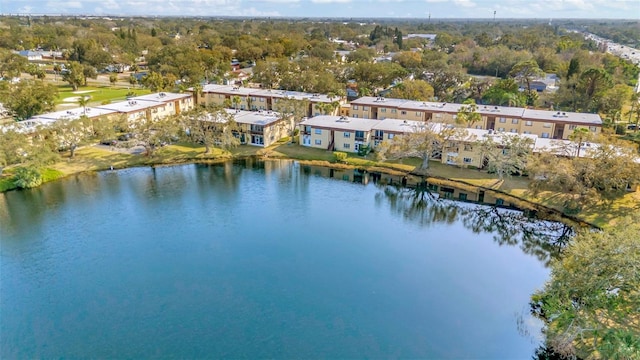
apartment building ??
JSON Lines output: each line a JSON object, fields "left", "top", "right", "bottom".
{"left": 224, "top": 109, "right": 291, "bottom": 147}
{"left": 348, "top": 97, "right": 602, "bottom": 140}
{"left": 131, "top": 92, "right": 194, "bottom": 118}
{"left": 193, "top": 85, "right": 345, "bottom": 117}
{"left": 299, "top": 115, "right": 380, "bottom": 151}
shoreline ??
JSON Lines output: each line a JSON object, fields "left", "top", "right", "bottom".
{"left": 0, "top": 145, "right": 598, "bottom": 229}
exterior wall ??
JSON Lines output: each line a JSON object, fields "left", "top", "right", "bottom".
{"left": 262, "top": 121, "right": 287, "bottom": 147}
{"left": 397, "top": 109, "right": 425, "bottom": 122}
{"left": 250, "top": 96, "right": 269, "bottom": 111}
{"left": 178, "top": 97, "right": 194, "bottom": 113}
{"left": 562, "top": 123, "right": 601, "bottom": 139}
{"left": 493, "top": 117, "right": 522, "bottom": 134}
{"left": 442, "top": 141, "right": 484, "bottom": 168}
{"left": 301, "top": 127, "right": 332, "bottom": 150}
{"left": 521, "top": 120, "right": 555, "bottom": 138}
{"left": 202, "top": 93, "right": 227, "bottom": 107}
{"left": 332, "top": 130, "right": 370, "bottom": 153}
{"left": 151, "top": 104, "right": 173, "bottom": 119}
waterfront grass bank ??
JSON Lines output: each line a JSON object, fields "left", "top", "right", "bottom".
{"left": 1, "top": 139, "right": 637, "bottom": 228}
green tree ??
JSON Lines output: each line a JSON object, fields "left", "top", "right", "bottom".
{"left": 528, "top": 138, "right": 640, "bottom": 210}
{"left": 377, "top": 123, "right": 463, "bottom": 171}
{"left": 109, "top": 73, "right": 118, "bottom": 87}
{"left": 0, "top": 49, "right": 28, "bottom": 79}
{"left": 579, "top": 68, "right": 613, "bottom": 111}
{"left": 13, "top": 166, "right": 43, "bottom": 189}
{"left": 178, "top": 105, "right": 240, "bottom": 154}
{"left": 509, "top": 59, "right": 544, "bottom": 93}
{"left": 1, "top": 80, "right": 58, "bottom": 120}
{"left": 388, "top": 80, "right": 435, "bottom": 101}
{"left": 49, "top": 117, "right": 94, "bottom": 158}
{"left": 125, "top": 114, "right": 180, "bottom": 157}
{"left": 456, "top": 101, "right": 482, "bottom": 128}
{"left": 276, "top": 98, "right": 309, "bottom": 144}
{"left": 62, "top": 61, "right": 86, "bottom": 91}
{"left": 477, "top": 134, "right": 534, "bottom": 180}
{"left": 531, "top": 213, "right": 640, "bottom": 359}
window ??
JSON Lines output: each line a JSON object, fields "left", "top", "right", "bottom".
{"left": 305, "top": 126, "right": 311, "bottom": 133}
{"left": 363, "top": 106, "right": 369, "bottom": 111}
{"left": 498, "top": 127, "right": 505, "bottom": 131}
{"left": 352, "top": 114, "right": 358, "bottom": 118}
{"left": 475, "top": 125, "right": 482, "bottom": 129}
{"left": 464, "top": 144, "right": 473, "bottom": 151}
{"left": 343, "top": 143, "right": 350, "bottom": 149}
{"left": 499, "top": 117, "right": 506, "bottom": 123}
{"left": 416, "top": 112, "right": 422, "bottom": 116}
{"left": 375, "top": 130, "right": 383, "bottom": 137}
{"left": 510, "top": 129, "right": 517, "bottom": 133}
{"left": 523, "top": 131, "right": 531, "bottom": 134}
{"left": 541, "top": 132, "right": 550, "bottom": 138}
{"left": 401, "top": 111, "right": 407, "bottom": 115}
{"left": 344, "top": 132, "right": 350, "bottom": 138}
{"left": 380, "top": 108, "right": 386, "bottom": 113}
{"left": 388, "top": 134, "right": 394, "bottom": 139}
{"left": 463, "top": 157, "right": 472, "bottom": 164}
{"left": 315, "top": 139, "right": 322, "bottom": 145}
{"left": 459, "top": 193, "right": 468, "bottom": 201}
{"left": 259, "top": 98, "right": 265, "bottom": 102}
{"left": 525, "top": 121, "right": 533, "bottom": 126}
{"left": 315, "top": 129, "right": 322, "bottom": 134}
{"left": 512, "top": 119, "right": 519, "bottom": 124}
{"left": 352, "top": 105, "right": 359, "bottom": 110}
{"left": 543, "top": 123, "right": 552, "bottom": 128}
{"left": 589, "top": 126, "right": 597, "bottom": 132}
{"left": 391, "top": 109, "right": 397, "bottom": 114}
{"left": 355, "top": 131, "right": 365, "bottom": 138}
{"left": 496, "top": 199, "right": 504, "bottom": 206}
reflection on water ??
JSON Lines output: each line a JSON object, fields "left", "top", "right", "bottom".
{"left": 0, "top": 159, "right": 568, "bottom": 359}
{"left": 297, "top": 161, "right": 574, "bottom": 265}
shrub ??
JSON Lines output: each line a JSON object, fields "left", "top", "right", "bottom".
{"left": 333, "top": 151, "right": 348, "bottom": 162}
{"left": 13, "top": 167, "right": 43, "bottom": 189}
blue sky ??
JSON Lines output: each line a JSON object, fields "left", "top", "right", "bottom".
{"left": 2, "top": 0, "right": 639, "bottom": 18}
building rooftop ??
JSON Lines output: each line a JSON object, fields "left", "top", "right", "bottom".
{"left": 226, "top": 109, "right": 283, "bottom": 126}
{"left": 96, "top": 99, "right": 161, "bottom": 113}
{"left": 522, "top": 109, "right": 602, "bottom": 125}
{"left": 371, "top": 118, "right": 427, "bottom": 133}
{"left": 301, "top": 115, "right": 381, "bottom": 132}
{"left": 254, "top": 89, "right": 338, "bottom": 103}
{"left": 30, "top": 107, "right": 117, "bottom": 121}
{"left": 130, "top": 92, "right": 192, "bottom": 104}
{"left": 350, "top": 96, "right": 409, "bottom": 108}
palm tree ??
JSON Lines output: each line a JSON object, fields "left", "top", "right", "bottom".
{"left": 77, "top": 95, "right": 90, "bottom": 115}
{"left": 231, "top": 95, "right": 241, "bottom": 111}
{"left": 569, "top": 128, "right": 592, "bottom": 158}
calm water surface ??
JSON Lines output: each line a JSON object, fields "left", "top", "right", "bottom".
{"left": 0, "top": 160, "right": 558, "bottom": 358}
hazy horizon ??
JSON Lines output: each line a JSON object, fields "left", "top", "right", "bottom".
{"left": 2, "top": 0, "right": 639, "bottom": 20}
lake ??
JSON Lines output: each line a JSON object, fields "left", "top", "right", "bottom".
{"left": 0, "top": 160, "right": 568, "bottom": 358}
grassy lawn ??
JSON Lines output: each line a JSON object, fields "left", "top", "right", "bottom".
{"left": 55, "top": 85, "right": 152, "bottom": 108}
{"left": 4, "top": 141, "right": 637, "bottom": 228}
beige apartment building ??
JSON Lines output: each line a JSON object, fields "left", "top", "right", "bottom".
{"left": 224, "top": 109, "right": 291, "bottom": 147}
{"left": 348, "top": 97, "right": 602, "bottom": 140}
{"left": 193, "top": 85, "right": 345, "bottom": 117}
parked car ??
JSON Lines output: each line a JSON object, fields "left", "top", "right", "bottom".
{"left": 100, "top": 139, "right": 117, "bottom": 146}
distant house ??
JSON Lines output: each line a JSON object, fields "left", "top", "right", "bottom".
{"left": 17, "top": 50, "right": 42, "bottom": 61}
{"left": 404, "top": 34, "right": 437, "bottom": 41}
{"left": 520, "top": 81, "right": 547, "bottom": 92}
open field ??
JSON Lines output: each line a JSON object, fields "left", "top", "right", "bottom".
{"left": 54, "top": 84, "right": 152, "bottom": 108}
